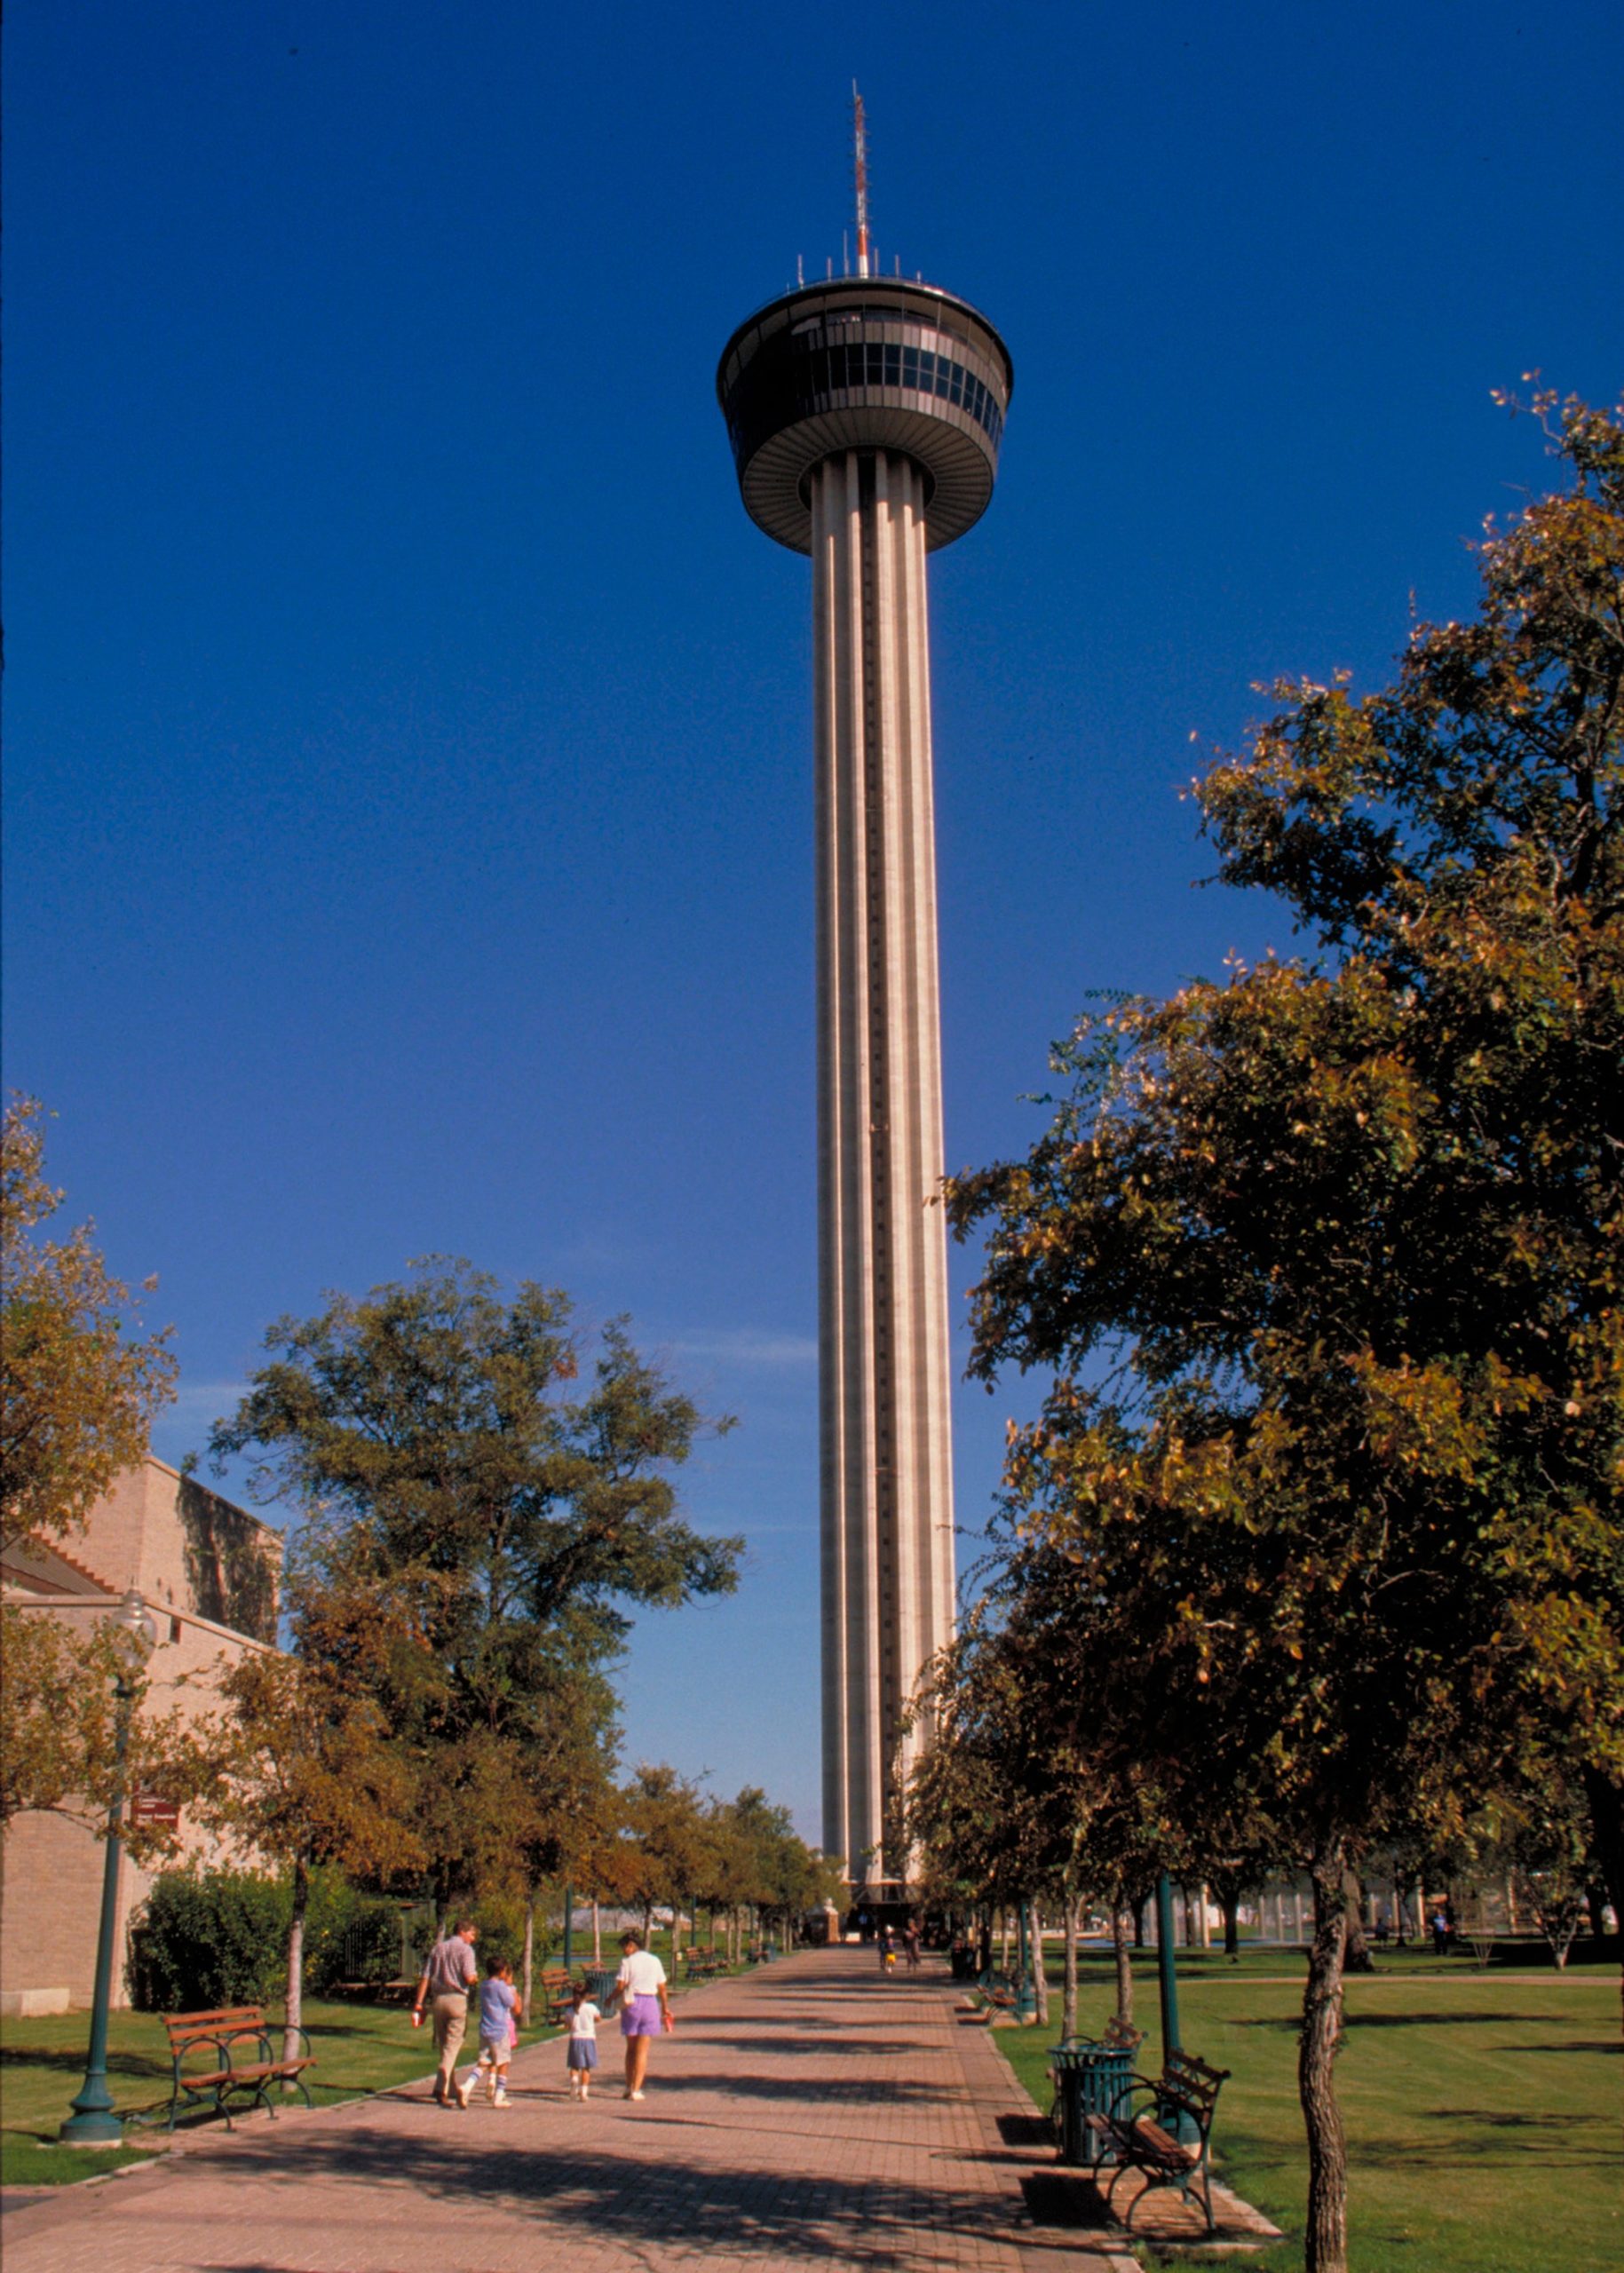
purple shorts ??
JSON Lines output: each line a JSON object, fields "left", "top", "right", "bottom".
{"left": 620, "top": 1994, "right": 662, "bottom": 2037}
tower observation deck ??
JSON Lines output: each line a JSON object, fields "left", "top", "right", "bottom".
{"left": 717, "top": 271, "right": 1012, "bottom": 1894}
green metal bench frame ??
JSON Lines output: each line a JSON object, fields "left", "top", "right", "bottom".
{"left": 1083, "top": 2047, "right": 1231, "bottom": 2235}
{"left": 159, "top": 2005, "right": 315, "bottom": 2133}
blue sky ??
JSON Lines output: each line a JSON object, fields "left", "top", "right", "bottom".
{"left": 6, "top": 1, "right": 1621, "bottom": 1837}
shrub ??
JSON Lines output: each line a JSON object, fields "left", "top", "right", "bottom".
{"left": 471, "top": 1889, "right": 530, "bottom": 1976}
{"left": 127, "top": 1869, "right": 289, "bottom": 2010}
{"left": 305, "top": 1892, "right": 403, "bottom": 1993}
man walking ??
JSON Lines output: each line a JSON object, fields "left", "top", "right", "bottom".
{"left": 413, "top": 1920, "right": 479, "bottom": 2107}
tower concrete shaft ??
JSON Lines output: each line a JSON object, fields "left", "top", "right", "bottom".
{"left": 812, "top": 450, "right": 955, "bottom": 1884}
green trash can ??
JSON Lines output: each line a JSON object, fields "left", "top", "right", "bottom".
{"left": 1050, "top": 2039, "right": 1135, "bottom": 2166}
{"left": 585, "top": 1968, "right": 617, "bottom": 2007}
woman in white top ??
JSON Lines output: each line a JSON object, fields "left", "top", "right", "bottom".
{"left": 610, "top": 1930, "right": 673, "bottom": 2100}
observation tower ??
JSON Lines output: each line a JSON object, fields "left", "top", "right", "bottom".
{"left": 717, "top": 100, "right": 1012, "bottom": 1898}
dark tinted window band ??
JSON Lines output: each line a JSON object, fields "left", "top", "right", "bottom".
{"left": 775, "top": 338, "right": 1003, "bottom": 447}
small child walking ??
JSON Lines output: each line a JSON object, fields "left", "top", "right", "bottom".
{"left": 464, "top": 1958, "right": 519, "bottom": 2107}
{"left": 566, "top": 1981, "right": 601, "bottom": 2101}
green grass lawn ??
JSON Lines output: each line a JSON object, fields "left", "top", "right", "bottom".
{"left": 0, "top": 1938, "right": 752, "bottom": 2190}
{"left": 0, "top": 1997, "right": 459, "bottom": 2187}
{"left": 993, "top": 1951, "right": 1620, "bottom": 2272}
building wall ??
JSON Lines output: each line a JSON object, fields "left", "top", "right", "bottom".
{"left": 0, "top": 1458, "right": 282, "bottom": 2012}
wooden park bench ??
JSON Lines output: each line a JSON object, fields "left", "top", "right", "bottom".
{"left": 1083, "top": 2047, "right": 1231, "bottom": 2236}
{"left": 963, "top": 1967, "right": 1021, "bottom": 2012}
{"left": 332, "top": 1976, "right": 415, "bottom": 2005}
{"left": 682, "top": 1949, "right": 727, "bottom": 1982}
{"left": 161, "top": 2006, "right": 315, "bottom": 2133}
{"left": 536, "top": 1966, "right": 575, "bottom": 2023}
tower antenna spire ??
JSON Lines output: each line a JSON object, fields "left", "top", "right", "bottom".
{"left": 852, "top": 82, "right": 870, "bottom": 277}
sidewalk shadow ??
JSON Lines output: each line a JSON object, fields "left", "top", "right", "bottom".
{"left": 192, "top": 2130, "right": 1018, "bottom": 2261}
{"left": 661, "top": 2035, "right": 924, "bottom": 2059}
{"left": 632, "top": 2071, "right": 956, "bottom": 2105}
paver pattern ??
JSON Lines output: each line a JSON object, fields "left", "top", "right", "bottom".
{"left": 3, "top": 1947, "right": 1134, "bottom": 2273}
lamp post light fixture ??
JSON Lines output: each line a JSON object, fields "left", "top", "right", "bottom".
{"left": 60, "top": 1588, "right": 159, "bottom": 2145}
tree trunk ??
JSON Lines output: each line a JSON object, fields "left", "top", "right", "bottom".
{"left": 1580, "top": 1767, "right": 1624, "bottom": 1949}
{"left": 1061, "top": 1894, "right": 1080, "bottom": 2039}
{"left": 1299, "top": 1842, "right": 1351, "bottom": 2273}
{"left": 1133, "top": 1892, "right": 1150, "bottom": 1948}
{"left": 592, "top": 1898, "right": 601, "bottom": 1965}
{"left": 521, "top": 1892, "right": 535, "bottom": 2024}
{"left": 672, "top": 1897, "right": 684, "bottom": 1968}
{"left": 1223, "top": 1887, "right": 1240, "bottom": 1959}
{"left": 1000, "top": 1909, "right": 1011, "bottom": 1972}
{"left": 1343, "top": 1873, "right": 1374, "bottom": 1973}
{"left": 1579, "top": 1765, "right": 1624, "bottom": 2040}
{"left": 1032, "top": 1904, "right": 1050, "bottom": 2024}
{"left": 282, "top": 1856, "right": 309, "bottom": 2079}
{"left": 1113, "top": 1903, "right": 1135, "bottom": 2028}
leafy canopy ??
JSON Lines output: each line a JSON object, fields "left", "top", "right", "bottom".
{"left": 2, "top": 1096, "right": 176, "bottom": 1553}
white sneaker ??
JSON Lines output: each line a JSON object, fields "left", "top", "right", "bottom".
{"left": 493, "top": 2091, "right": 510, "bottom": 2107}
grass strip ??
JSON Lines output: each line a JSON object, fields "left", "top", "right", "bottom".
{"left": 988, "top": 1958, "right": 1620, "bottom": 2272}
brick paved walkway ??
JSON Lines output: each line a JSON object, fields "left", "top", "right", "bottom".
{"left": 2, "top": 1947, "right": 1137, "bottom": 2273}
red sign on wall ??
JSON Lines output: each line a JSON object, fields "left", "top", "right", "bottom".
{"left": 129, "top": 1792, "right": 181, "bottom": 1828}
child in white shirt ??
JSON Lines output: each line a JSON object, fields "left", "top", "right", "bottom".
{"left": 566, "top": 1982, "right": 601, "bottom": 2100}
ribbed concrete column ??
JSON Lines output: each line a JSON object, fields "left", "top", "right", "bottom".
{"left": 812, "top": 448, "right": 956, "bottom": 1887}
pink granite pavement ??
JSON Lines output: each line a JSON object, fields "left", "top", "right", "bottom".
{"left": 2, "top": 1946, "right": 1138, "bottom": 2273}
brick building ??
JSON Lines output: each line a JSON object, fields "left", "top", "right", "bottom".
{"left": 1, "top": 1456, "right": 282, "bottom": 2014}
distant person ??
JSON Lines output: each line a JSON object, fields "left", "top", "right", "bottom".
{"left": 412, "top": 1919, "right": 479, "bottom": 2108}
{"left": 463, "top": 1956, "right": 519, "bottom": 2106}
{"left": 566, "top": 1980, "right": 602, "bottom": 2101}
{"left": 1430, "top": 1907, "right": 1451, "bottom": 1956}
{"left": 904, "top": 1919, "right": 922, "bottom": 1970}
{"left": 610, "top": 1930, "right": 672, "bottom": 2101}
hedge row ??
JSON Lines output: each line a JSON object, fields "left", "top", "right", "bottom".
{"left": 126, "top": 1868, "right": 406, "bottom": 2011}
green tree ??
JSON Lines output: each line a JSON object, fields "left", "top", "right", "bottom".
{"left": 0, "top": 1604, "right": 199, "bottom": 1857}
{"left": 907, "top": 1542, "right": 1179, "bottom": 2031}
{"left": 2, "top": 1096, "right": 176, "bottom": 1554}
{"left": 2, "top": 1100, "right": 194, "bottom": 1864}
{"left": 622, "top": 1762, "right": 714, "bottom": 1957}
{"left": 719, "top": 1786, "right": 836, "bottom": 1944}
{"left": 946, "top": 392, "right": 1623, "bottom": 2273}
{"left": 210, "top": 1257, "right": 741, "bottom": 1911}
{"left": 197, "top": 1652, "right": 424, "bottom": 2066}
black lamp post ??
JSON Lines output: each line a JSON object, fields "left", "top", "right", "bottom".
{"left": 1014, "top": 1898, "right": 1038, "bottom": 2022}
{"left": 61, "top": 1588, "right": 159, "bottom": 2145}
{"left": 1155, "top": 1871, "right": 1182, "bottom": 2055}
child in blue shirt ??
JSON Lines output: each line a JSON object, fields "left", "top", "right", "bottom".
{"left": 463, "top": 1959, "right": 519, "bottom": 2106}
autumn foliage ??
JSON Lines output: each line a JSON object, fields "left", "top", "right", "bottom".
{"left": 939, "top": 391, "right": 1622, "bottom": 2273}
